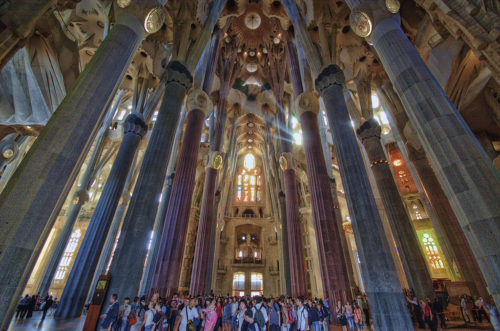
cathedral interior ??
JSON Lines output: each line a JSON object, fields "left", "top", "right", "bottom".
{"left": 0, "top": 0, "right": 499, "bottom": 329}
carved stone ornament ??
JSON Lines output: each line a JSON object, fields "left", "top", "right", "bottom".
{"left": 256, "top": 90, "right": 276, "bottom": 113}
{"left": 144, "top": 6, "right": 166, "bottom": 34}
{"left": 186, "top": 88, "right": 213, "bottom": 116}
{"left": 385, "top": 0, "right": 400, "bottom": 13}
{"left": 350, "top": 11, "right": 373, "bottom": 38}
{"left": 123, "top": 113, "right": 148, "bottom": 137}
{"left": 295, "top": 91, "right": 320, "bottom": 117}
{"left": 117, "top": 0, "right": 131, "bottom": 8}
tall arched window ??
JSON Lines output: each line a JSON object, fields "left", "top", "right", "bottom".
{"left": 236, "top": 153, "right": 262, "bottom": 202}
{"left": 54, "top": 229, "right": 81, "bottom": 280}
{"left": 422, "top": 233, "right": 444, "bottom": 270}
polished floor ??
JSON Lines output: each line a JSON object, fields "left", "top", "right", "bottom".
{"left": 7, "top": 311, "right": 496, "bottom": 331}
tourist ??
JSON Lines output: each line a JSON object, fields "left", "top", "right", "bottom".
{"left": 141, "top": 302, "right": 156, "bottom": 331}
{"left": 224, "top": 298, "right": 233, "bottom": 331}
{"left": 269, "top": 298, "right": 281, "bottom": 331}
{"left": 169, "top": 294, "right": 181, "bottom": 331}
{"left": 308, "top": 301, "right": 320, "bottom": 331}
{"left": 280, "top": 300, "right": 291, "bottom": 331}
{"left": 344, "top": 302, "right": 354, "bottom": 331}
{"left": 153, "top": 303, "right": 167, "bottom": 331}
{"left": 461, "top": 294, "right": 473, "bottom": 323}
{"left": 432, "top": 297, "right": 446, "bottom": 328}
{"left": 353, "top": 302, "right": 363, "bottom": 330}
{"left": 15, "top": 295, "right": 30, "bottom": 319}
{"left": 407, "top": 296, "right": 425, "bottom": 328}
{"left": 101, "top": 293, "right": 120, "bottom": 331}
{"left": 335, "top": 301, "right": 347, "bottom": 331}
{"left": 216, "top": 298, "right": 223, "bottom": 331}
{"left": 295, "top": 298, "right": 308, "bottom": 331}
{"left": 206, "top": 299, "right": 219, "bottom": 331}
{"left": 41, "top": 295, "right": 53, "bottom": 321}
{"left": 176, "top": 298, "right": 200, "bottom": 331}
{"left": 231, "top": 297, "right": 239, "bottom": 331}
{"left": 421, "top": 299, "right": 436, "bottom": 331}
{"left": 118, "top": 297, "right": 132, "bottom": 331}
{"left": 252, "top": 297, "right": 269, "bottom": 331}
{"left": 484, "top": 298, "right": 499, "bottom": 331}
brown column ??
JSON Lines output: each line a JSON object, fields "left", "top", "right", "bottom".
{"left": 283, "top": 167, "right": 308, "bottom": 297}
{"left": 151, "top": 89, "right": 212, "bottom": 296}
{"left": 297, "top": 92, "right": 351, "bottom": 305}
{"left": 358, "top": 119, "right": 434, "bottom": 299}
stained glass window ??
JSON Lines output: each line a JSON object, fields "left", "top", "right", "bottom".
{"left": 54, "top": 229, "right": 81, "bottom": 280}
{"left": 422, "top": 233, "right": 444, "bottom": 270}
{"left": 235, "top": 153, "right": 262, "bottom": 202}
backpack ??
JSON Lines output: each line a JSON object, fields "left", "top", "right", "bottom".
{"left": 254, "top": 306, "right": 266, "bottom": 330}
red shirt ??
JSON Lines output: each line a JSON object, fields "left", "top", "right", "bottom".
{"left": 216, "top": 304, "right": 222, "bottom": 318}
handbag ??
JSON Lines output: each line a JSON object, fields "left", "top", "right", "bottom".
{"left": 186, "top": 307, "right": 195, "bottom": 331}
{"left": 129, "top": 313, "right": 138, "bottom": 326}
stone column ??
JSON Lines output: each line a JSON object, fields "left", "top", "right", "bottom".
{"left": 351, "top": 7, "right": 500, "bottom": 304}
{"left": 357, "top": 119, "right": 434, "bottom": 298}
{"left": 151, "top": 89, "right": 212, "bottom": 296}
{"left": 315, "top": 65, "right": 413, "bottom": 329}
{"left": 55, "top": 113, "right": 147, "bottom": 318}
{"left": 0, "top": 5, "right": 153, "bottom": 324}
{"left": 35, "top": 90, "right": 125, "bottom": 297}
{"left": 105, "top": 61, "right": 193, "bottom": 303}
{"left": 378, "top": 81, "right": 489, "bottom": 298}
{"left": 297, "top": 92, "right": 352, "bottom": 305}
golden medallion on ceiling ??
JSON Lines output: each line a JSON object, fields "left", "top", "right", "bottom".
{"left": 144, "top": 7, "right": 166, "bottom": 34}
{"left": 279, "top": 155, "right": 288, "bottom": 171}
{"left": 350, "top": 11, "right": 373, "bottom": 38}
{"left": 385, "top": 0, "right": 400, "bottom": 13}
{"left": 117, "top": 0, "right": 131, "bottom": 8}
{"left": 245, "top": 12, "right": 262, "bottom": 30}
{"left": 213, "top": 153, "right": 223, "bottom": 170}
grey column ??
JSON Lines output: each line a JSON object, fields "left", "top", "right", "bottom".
{"left": 357, "top": 119, "right": 434, "bottom": 298}
{"left": 35, "top": 90, "right": 124, "bottom": 297}
{"left": 315, "top": 66, "right": 413, "bottom": 330}
{"left": 55, "top": 113, "right": 147, "bottom": 318}
{"left": 105, "top": 61, "right": 192, "bottom": 302}
{"left": 367, "top": 14, "right": 500, "bottom": 305}
{"left": 0, "top": 13, "right": 144, "bottom": 328}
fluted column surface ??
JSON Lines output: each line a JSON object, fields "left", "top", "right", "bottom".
{"left": 56, "top": 113, "right": 146, "bottom": 318}
{"left": 105, "top": 61, "right": 192, "bottom": 302}
{"left": 300, "top": 109, "right": 351, "bottom": 305}
{"left": 151, "top": 107, "right": 206, "bottom": 296}
{"left": 0, "top": 15, "right": 144, "bottom": 328}
{"left": 316, "top": 64, "right": 413, "bottom": 330}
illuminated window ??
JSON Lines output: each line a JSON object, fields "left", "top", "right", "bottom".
{"left": 236, "top": 154, "right": 262, "bottom": 202}
{"left": 54, "top": 229, "right": 81, "bottom": 280}
{"left": 251, "top": 272, "right": 263, "bottom": 296}
{"left": 233, "top": 272, "right": 245, "bottom": 296}
{"left": 422, "top": 233, "right": 444, "bottom": 270}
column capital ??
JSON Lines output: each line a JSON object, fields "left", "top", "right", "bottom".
{"left": 256, "top": 90, "right": 277, "bottom": 114}
{"left": 356, "top": 118, "right": 381, "bottom": 142}
{"left": 73, "top": 189, "right": 90, "bottom": 205}
{"left": 315, "top": 65, "right": 345, "bottom": 94}
{"left": 295, "top": 91, "right": 320, "bottom": 117}
{"left": 186, "top": 88, "right": 213, "bottom": 116}
{"left": 166, "top": 61, "right": 193, "bottom": 90}
{"left": 124, "top": 113, "right": 148, "bottom": 137}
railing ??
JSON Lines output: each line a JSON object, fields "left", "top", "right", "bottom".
{"left": 233, "top": 258, "right": 263, "bottom": 264}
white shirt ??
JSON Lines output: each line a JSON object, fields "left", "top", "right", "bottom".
{"left": 145, "top": 308, "right": 155, "bottom": 326}
{"left": 231, "top": 302, "right": 238, "bottom": 316}
{"left": 252, "top": 304, "right": 269, "bottom": 331}
{"left": 180, "top": 306, "right": 200, "bottom": 331}
{"left": 297, "top": 306, "right": 308, "bottom": 331}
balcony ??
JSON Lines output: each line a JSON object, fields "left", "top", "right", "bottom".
{"left": 269, "top": 266, "right": 279, "bottom": 276}
{"left": 217, "top": 264, "right": 227, "bottom": 274}
{"left": 268, "top": 236, "right": 277, "bottom": 245}
{"left": 232, "top": 258, "right": 266, "bottom": 268}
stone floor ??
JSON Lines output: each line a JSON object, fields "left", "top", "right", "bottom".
{"left": 8, "top": 311, "right": 496, "bottom": 331}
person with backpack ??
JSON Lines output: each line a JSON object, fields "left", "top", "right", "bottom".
{"left": 307, "top": 302, "right": 320, "bottom": 331}
{"left": 353, "top": 302, "right": 363, "bottom": 330}
{"left": 335, "top": 301, "right": 347, "bottom": 331}
{"left": 252, "top": 297, "right": 269, "bottom": 331}
{"left": 101, "top": 293, "right": 120, "bottom": 331}
{"left": 141, "top": 302, "right": 157, "bottom": 331}
{"left": 175, "top": 298, "right": 200, "bottom": 331}
{"left": 268, "top": 299, "right": 281, "bottom": 331}
{"left": 118, "top": 297, "right": 132, "bottom": 331}
{"left": 203, "top": 299, "right": 218, "bottom": 331}
{"left": 41, "top": 295, "right": 53, "bottom": 321}
{"left": 295, "top": 298, "right": 308, "bottom": 331}
{"left": 153, "top": 303, "right": 167, "bottom": 331}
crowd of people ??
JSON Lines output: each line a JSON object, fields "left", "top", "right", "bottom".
{"left": 98, "top": 293, "right": 371, "bottom": 331}
{"left": 15, "top": 293, "right": 58, "bottom": 321}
